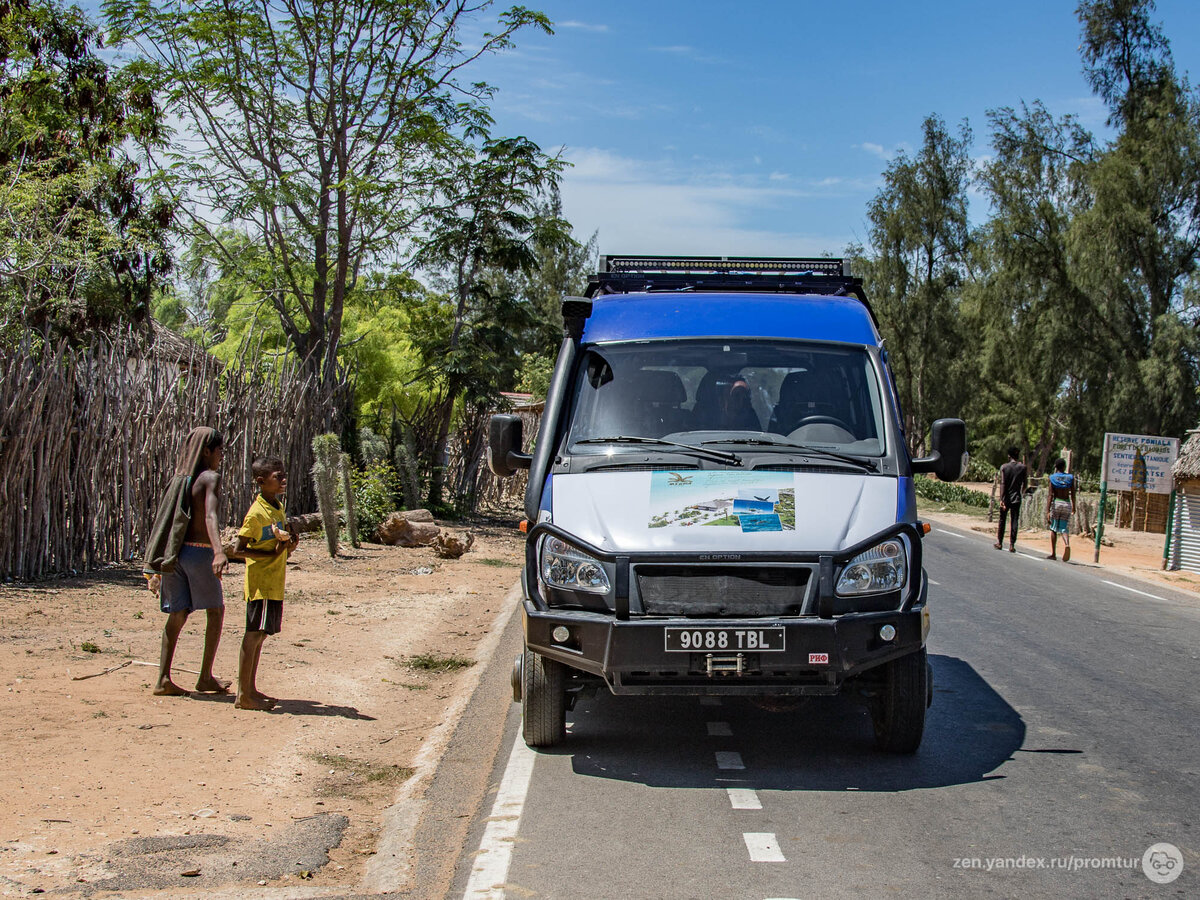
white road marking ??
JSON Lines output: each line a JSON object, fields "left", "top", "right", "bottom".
{"left": 699, "top": 697, "right": 722, "bottom": 706}
{"left": 1018, "top": 553, "right": 1043, "bottom": 561}
{"left": 727, "top": 788, "right": 762, "bottom": 810}
{"left": 743, "top": 832, "right": 786, "bottom": 862}
{"left": 707, "top": 721, "right": 732, "bottom": 736}
{"left": 928, "top": 579, "right": 940, "bottom": 586}
{"left": 462, "top": 738, "right": 537, "bottom": 899}
{"left": 1103, "top": 580, "right": 1169, "bottom": 602}
{"left": 715, "top": 751, "right": 745, "bottom": 770}
{"left": 936, "top": 529, "right": 967, "bottom": 539}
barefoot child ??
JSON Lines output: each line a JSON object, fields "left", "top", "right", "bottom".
{"left": 234, "top": 457, "right": 298, "bottom": 710}
{"left": 143, "top": 426, "right": 231, "bottom": 697}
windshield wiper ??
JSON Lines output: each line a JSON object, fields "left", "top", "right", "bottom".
{"left": 576, "top": 436, "right": 742, "bottom": 466}
{"left": 700, "top": 436, "right": 877, "bottom": 471}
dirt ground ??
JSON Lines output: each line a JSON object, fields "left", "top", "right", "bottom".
{"left": 0, "top": 521, "right": 525, "bottom": 897}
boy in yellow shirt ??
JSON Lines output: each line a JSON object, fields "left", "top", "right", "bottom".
{"left": 234, "top": 457, "right": 298, "bottom": 711}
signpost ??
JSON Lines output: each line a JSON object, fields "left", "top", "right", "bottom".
{"left": 1094, "top": 433, "right": 1180, "bottom": 563}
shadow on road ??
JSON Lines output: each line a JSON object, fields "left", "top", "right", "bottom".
{"left": 558, "top": 654, "right": 1024, "bottom": 792}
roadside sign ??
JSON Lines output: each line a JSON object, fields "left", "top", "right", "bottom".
{"left": 1100, "top": 433, "right": 1179, "bottom": 494}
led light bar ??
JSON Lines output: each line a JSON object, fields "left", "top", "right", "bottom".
{"left": 601, "top": 255, "right": 847, "bottom": 276}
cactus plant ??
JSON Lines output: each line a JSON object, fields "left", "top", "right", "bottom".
{"left": 341, "top": 452, "right": 360, "bottom": 548}
{"left": 312, "top": 433, "right": 341, "bottom": 557}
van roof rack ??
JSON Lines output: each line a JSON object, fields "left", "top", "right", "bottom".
{"left": 588, "top": 254, "right": 866, "bottom": 298}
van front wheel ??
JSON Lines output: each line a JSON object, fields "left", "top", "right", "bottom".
{"left": 870, "top": 648, "right": 927, "bottom": 754}
{"left": 522, "top": 649, "right": 566, "bottom": 747}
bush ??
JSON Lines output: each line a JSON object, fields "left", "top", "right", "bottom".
{"left": 913, "top": 475, "right": 990, "bottom": 508}
{"left": 963, "top": 456, "right": 998, "bottom": 483}
{"left": 351, "top": 461, "right": 404, "bottom": 538}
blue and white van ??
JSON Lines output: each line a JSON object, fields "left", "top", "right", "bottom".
{"left": 488, "top": 256, "right": 966, "bottom": 753}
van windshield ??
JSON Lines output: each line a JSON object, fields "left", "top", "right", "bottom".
{"left": 566, "top": 341, "right": 887, "bottom": 457}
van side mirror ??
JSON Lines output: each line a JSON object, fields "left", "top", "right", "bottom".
{"left": 488, "top": 414, "right": 532, "bottom": 477}
{"left": 911, "top": 418, "right": 968, "bottom": 482}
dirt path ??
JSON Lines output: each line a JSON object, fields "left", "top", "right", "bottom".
{"left": 0, "top": 524, "right": 524, "bottom": 896}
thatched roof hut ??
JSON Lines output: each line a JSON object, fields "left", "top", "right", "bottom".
{"left": 1173, "top": 429, "right": 1200, "bottom": 481}
{"left": 147, "top": 319, "right": 223, "bottom": 374}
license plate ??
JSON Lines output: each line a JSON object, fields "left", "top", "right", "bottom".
{"left": 664, "top": 626, "right": 785, "bottom": 652}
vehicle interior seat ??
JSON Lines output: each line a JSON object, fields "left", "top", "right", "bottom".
{"left": 601, "top": 368, "right": 688, "bottom": 437}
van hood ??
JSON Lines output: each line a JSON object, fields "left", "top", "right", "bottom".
{"left": 548, "top": 470, "right": 908, "bottom": 554}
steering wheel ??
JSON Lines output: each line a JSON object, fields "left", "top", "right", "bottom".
{"left": 792, "top": 415, "right": 853, "bottom": 432}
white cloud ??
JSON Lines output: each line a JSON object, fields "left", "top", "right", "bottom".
{"left": 556, "top": 20, "right": 610, "bottom": 33}
{"left": 557, "top": 148, "right": 862, "bottom": 256}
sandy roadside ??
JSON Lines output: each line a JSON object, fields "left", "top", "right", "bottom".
{"left": 0, "top": 523, "right": 525, "bottom": 897}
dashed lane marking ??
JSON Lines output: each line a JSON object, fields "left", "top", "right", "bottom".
{"left": 936, "top": 529, "right": 968, "bottom": 539}
{"left": 707, "top": 721, "right": 733, "bottom": 736}
{"left": 462, "top": 737, "right": 536, "bottom": 899}
{"left": 743, "top": 832, "right": 786, "bottom": 862}
{"left": 727, "top": 788, "right": 762, "bottom": 810}
{"left": 1103, "top": 580, "right": 1169, "bottom": 602}
{"left": 715, "top": 751, "right": 745, "bottom": 770}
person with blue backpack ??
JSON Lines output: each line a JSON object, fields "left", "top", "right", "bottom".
{"left": 1045, "top": 458, "right": 1078, "bottom": 561}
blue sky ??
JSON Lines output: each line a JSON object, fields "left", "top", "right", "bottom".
{"left": 470, "top": 0, "right": 1200, "bottom": 258}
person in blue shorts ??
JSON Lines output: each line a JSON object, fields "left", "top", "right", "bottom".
{"left": 145, "top": 427, "right": 231, "bottom": 697}
{"left": 1045, "top": 458, "right": 1077, "bottom": 562}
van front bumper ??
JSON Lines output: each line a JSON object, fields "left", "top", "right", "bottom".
{"left": 522, "top": 601, "right": 928, "bottom": 696}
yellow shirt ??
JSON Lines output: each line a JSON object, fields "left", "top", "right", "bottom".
{"left": 238, "top": 494, "right": 287, "bottom": 601}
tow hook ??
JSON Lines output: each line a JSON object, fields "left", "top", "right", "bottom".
{"left": 511, "top": 653, "right": 523, "bottom": 702}
{"left": 705, "top": 653, "right": 745, "bottom": 677}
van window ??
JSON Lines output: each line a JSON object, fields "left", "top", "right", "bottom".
{"left": 566, "top": 341, "right": 887, "bottom": 456}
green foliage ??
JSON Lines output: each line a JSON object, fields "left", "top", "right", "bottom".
{"left": 862, "top": 115, "right": 973, "bottom": 457}
{"left": 359, "top": 428, "right": 389, "bottom": 465}
{"left": 350, "top": 462, "right": 403, "bottom": 540}
{"left": 913, "top": 476, "right": 991, "bottom": 508}
{"left": 517, "top": 352, "right": 555, "bottom": 398}
{"left": 963, "top": 456, "right": 998, "bottom": 484}
{"left": 0, "top": 0, "right": 171, "bottom": 336}
{"left": 104, "top": 0, "right": 549, "bottom": 388}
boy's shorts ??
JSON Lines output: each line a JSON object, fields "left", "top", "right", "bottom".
{"left": 160, "top": 545, "right": 225, "bottom": 614}
{"left": 1049, "top": 499, "right": 1072, "bottom": 535}
{"left": 246, "top": 599, "right": 283, "bottom": 635}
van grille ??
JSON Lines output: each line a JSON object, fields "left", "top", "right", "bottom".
{"left": 636, "top": 565, "right": 809, "bottom": 616}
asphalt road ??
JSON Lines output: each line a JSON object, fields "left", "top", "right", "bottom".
{"left": 447, "top": 524, "right": 1200, "bottom": 899}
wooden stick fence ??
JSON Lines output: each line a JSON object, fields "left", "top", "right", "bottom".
{"left": 0, "top": 329, "right": 344, "bottom": 581}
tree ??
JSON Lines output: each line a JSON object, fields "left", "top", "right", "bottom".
{"left": 104, "top": 0, "right": 551, "bottom": 389}
{"left": 0, "top": 0, "right": 170, "bottom": 335}
{"left": 862, "top": 115, "right": 974, "bottom": 455}
{"left": 970, "top": 102, "right": 1097, "bottom": 468}
{"left": 410, "top": 134, "right": 568, "bottom": 507}
{"left": 1072, "top": 0, "right": 1200, "bottom": 442}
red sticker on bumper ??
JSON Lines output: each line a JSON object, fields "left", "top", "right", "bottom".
{"left": 808, "top": 652, "right": 829, "bottom": 665}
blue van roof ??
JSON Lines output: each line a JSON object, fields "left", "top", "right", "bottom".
{"left": 581, "top": 292, "right": 881, "bottom": 346}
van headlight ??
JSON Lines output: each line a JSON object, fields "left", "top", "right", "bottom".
{"left": 540, "top": 536, "right": 611, "bottom": 593}
{"left": 836, "top": 537, "right": 907, "bottom": 596}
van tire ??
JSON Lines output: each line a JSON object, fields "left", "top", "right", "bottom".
{"left": 871, "top": 648, "right": 927, "bottom": 754}
{"left": 522, "top": 649, "right": 566, "bottom": 747}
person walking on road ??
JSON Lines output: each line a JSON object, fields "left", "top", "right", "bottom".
{"left": 1045, "top": 458, "right": 1078, "bottom": 562}
{"left": 994, "top": 446, "right": 1028, "bottom": 553}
